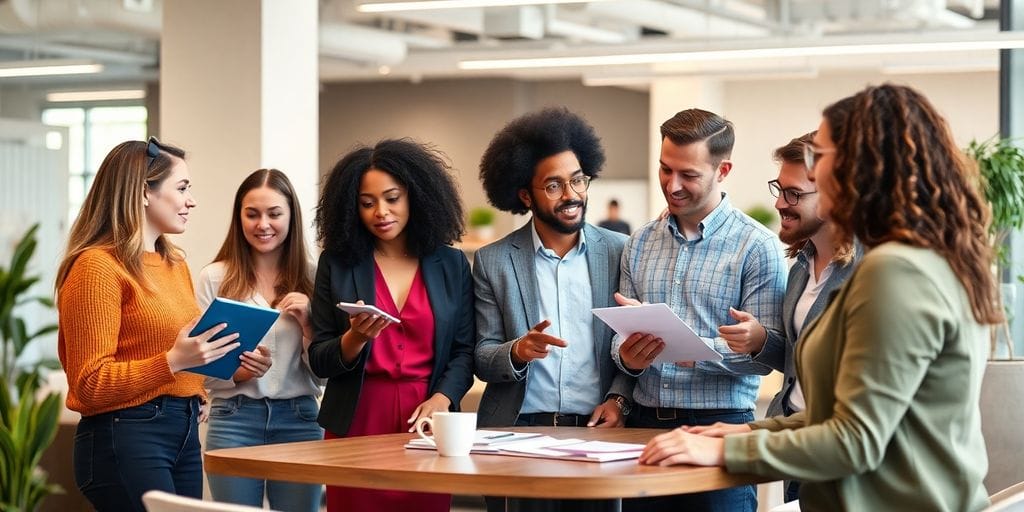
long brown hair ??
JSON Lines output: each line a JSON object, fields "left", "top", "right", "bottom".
{"left": 823, "top": 84, "right": 1001, "bottom": 324}
{"left": 56, "top": 138, "right": 187, "bottom": 293}
{"left": 773, "top": 131, "right": 855, "bottom": 264}
{"left": 213, "top": 169, "right": 312, "bottom": 306}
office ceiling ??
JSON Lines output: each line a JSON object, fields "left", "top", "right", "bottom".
{"left": 0, "top": 0, "right": 1007, "bottom": 89}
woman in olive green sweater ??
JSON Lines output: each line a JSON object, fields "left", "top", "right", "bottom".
{"left": 639, "top": 84, "right": 1001, "bottom": 512}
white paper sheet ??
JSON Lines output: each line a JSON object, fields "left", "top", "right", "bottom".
{"left": 592, "top": 303, "right": 723, "bottom": 364}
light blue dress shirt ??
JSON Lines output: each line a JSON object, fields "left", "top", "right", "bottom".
{"left": 518, "top": 222, "right": 602, "bottom": 415}
{"left": 612, "top": 193, "right": 785, "bottom": 411}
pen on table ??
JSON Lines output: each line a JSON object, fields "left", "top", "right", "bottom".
{"left": 484, "top": 433, "right": 515, "bottom": 440}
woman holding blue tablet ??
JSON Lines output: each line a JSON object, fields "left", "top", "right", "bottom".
{"left": 57, "top": 138, "right": 238, "bottom": 511}
{"left": 309, "top": 139, "right": 475, "bottom": 512}
{"left": 196, "top": 168, "right": 323, "bottom": 512}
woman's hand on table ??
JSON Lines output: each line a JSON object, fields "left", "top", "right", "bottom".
{"left": 639, "top": 427, "right": 726, "bottom": 467}
{"left": 406, "top": 393, "right": 453, "bottom": 432}
{"left": 682, "top": 422, "right": 752, "bottom": 437}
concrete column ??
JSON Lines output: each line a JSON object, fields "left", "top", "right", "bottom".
{"left": 160, "top": 0, "right": 319, "bottom": 273}
{"left": 1004, "top": 0, "right": 1024, "bottom": 354}
{"left": 647, "top": 78, "right": 724, "bottom": 220}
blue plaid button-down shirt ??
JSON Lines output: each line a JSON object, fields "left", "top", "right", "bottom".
{"left": 612, "top": 193, "right": 786, "bottom": 411}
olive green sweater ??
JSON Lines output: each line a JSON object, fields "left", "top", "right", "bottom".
{"left": 725, "top": 243, "right": 989, "bottom": 512}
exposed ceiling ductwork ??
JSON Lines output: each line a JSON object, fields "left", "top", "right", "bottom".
{"left": 0, "top": 0, "right": 1007, "bottom": 85}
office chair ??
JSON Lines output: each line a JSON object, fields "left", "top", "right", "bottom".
{"left": 142, "top": 490, "right": 279, "bottom": 512}
{"left": 988, "top": 481, "right": 1024, "bottom": 512}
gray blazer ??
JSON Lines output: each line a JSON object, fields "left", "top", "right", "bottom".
{"left": 472, "top": 222, "right": 634, "bottom": 428}
{"left": 755, "top": 242, "right": 861, "bottom": 418}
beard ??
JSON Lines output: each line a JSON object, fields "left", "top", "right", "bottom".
{"left": 778, "top": 207, "right": 825, "bottom": 245}
{"left": 532, "top": 197, "right": 587, "bottom": 235}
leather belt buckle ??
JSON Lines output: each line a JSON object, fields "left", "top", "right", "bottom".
{"left": 656, "top": 407, "right": 679, "bottom": 421}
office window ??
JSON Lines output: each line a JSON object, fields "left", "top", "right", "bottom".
{"left": 41, "top": 106, "right": 148, "bottom": 225}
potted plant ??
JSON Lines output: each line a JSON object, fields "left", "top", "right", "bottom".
{"left": 468, "top": 206, "right": 497, "bottom": 241}
{"left": 744, "top": 205, "right": 777, "bottom": 230}
{"left": 0, "top": 224, "right": 63, "bottom": 511}
{"left": 967, "top": 136, "right": 1024, "bottom": 494}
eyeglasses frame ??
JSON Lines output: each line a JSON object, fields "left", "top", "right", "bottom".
{"left": 533, "top": 174, "right": 592, "bottom": 200}
{"left": 768, "top": 179, "right": 818, "bottom": 206}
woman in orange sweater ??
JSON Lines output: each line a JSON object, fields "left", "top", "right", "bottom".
{"left": 56, "top": 138, "right": 240, "bottom": 512}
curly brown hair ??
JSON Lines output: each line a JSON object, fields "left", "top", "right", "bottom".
{"left": 822, "top": 83, "right": 1001, "bottom": 324}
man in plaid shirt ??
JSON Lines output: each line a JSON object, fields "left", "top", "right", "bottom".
{"left": 614, "top": 108, "right": 786, "bottom": 512}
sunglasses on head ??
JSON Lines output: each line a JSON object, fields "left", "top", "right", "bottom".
{"left": 146, "top": 136, "right": 161, "bottom": 167}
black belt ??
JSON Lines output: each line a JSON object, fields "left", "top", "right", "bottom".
{"left": 635, "top": 405, "right": 747, "bottom": 421}
{"left": 518, "top": 412, "right": 590, "bottom": 426}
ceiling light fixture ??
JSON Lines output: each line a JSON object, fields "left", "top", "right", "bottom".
{"left": 358, "top": 0, "right": 602, "bottom": 13}
{"left": 459, "top": 32, "right": 1024, "bottom": 70}
{"left": 0, "top": 59, "right": 105, "bottom": 78}
{"left": 46, "top": 89, "right": 146, "bottom": 102}
{"left": 582, "top": 67, "right": 820, "bottom": 87}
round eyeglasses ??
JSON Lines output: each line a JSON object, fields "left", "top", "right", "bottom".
{"left": 534, "top": 175, "right": 591, "bottom": 199}
{"left": 768, "top": 179, "right": 817, "bottom": 206}
{"left": 802, "top": 142, "right": 836, "bottom": 171}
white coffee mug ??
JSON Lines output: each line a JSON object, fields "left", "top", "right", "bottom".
{"left": 415, "top": 412, "right": 477, "bottom": 457}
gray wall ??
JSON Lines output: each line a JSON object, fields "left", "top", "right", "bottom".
{"left": 318, "top": 78, "right": 649, "bottom": 234}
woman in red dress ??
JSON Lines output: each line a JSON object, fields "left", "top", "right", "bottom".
{"left": 308, "top": 139, "right": 476, "bottom": 512}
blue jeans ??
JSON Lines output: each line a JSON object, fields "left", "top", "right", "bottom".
{"left": 206, "top": 395, "right": 324, "bottom": 512}
{"left": 624, "top": 405, "right": 758, "bottom": 512}
{"left": 73, "top": 395, "right": 203, "bottom": 512}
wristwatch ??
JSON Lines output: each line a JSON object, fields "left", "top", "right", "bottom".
{"left": 610, "top": 394, "right": 633, "bottom": 416}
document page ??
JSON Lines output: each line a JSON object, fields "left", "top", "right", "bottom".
{"left": 404, "top": 435, "right": 644, "bottom": 462}
{"left": 592, "top": 303, "right": 723, "bottom": 364}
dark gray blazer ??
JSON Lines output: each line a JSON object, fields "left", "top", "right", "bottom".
{"left": 472, "top": 222, "right": 634, "bottom": 428}
{"left": 754, "top": 242, "right": 862, "bottom": 417}
{"left": 308, "top": 246, "right": 475, "bottom": 436}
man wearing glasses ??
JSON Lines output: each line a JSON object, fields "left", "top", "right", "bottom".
{"left": 696, "top": 132, "right": 861, "bottom": 504}
{"left": 613, "top": 109, "right": 785, "bottom": 512}
{"left": 474, "top": 107, "right": 635, "bottom": 512}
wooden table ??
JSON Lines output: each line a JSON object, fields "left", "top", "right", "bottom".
{"left": 205, "top": 427, "right": 769, "bottom": 507}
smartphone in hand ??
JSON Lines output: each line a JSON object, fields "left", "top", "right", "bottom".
{"left": 336, "top": 302, "right": 401, "bottom": 324}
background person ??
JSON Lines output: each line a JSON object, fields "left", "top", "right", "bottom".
{"left": 598, "top": 199, "right": 631, "bottom": 235}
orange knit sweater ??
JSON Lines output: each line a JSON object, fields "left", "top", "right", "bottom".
{"left": 58, "top": 248, "right": 204, "bottom": 416}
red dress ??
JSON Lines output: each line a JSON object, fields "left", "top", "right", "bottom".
{"left": 325, "top": 265, "right": 450, "bottom": 512}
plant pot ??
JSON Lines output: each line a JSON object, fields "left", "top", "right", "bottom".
{"left": 470, "top": 225, "right": 495, "bottom": 242}
{"left": 980, "top": 360, "right": 1024, "bottom": 494}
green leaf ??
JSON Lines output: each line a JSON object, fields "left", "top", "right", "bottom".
{"left": 0, "top": 224, "right": 61, "bottom": 510}
{"left": 27, "top": 324, "right": 57, "bottom": 342}
{"left": 34, "top": 359, "right": 62, "bottom": 372}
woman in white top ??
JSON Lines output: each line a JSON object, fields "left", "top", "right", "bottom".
{"left": 196, "top": 169, "right": 323, "bottom": 512}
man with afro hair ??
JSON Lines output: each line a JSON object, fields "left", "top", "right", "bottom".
{"left": 473, "top": 107, "right": 635, "bottom": 512}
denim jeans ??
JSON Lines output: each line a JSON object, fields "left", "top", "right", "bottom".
{"left": 73, "top": 395, "right": 203, "bottom": 512}
{"left": 623, "top": 405, "right": 758, "bottom": 512}
{"left": 206, "top": 395, "right": 324, "bottom": 512}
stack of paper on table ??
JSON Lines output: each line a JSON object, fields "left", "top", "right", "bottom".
{"left": 405, "top": 430, "right": 544, "bottom": 453}
{"left": 405, "top": 432, "right": 644, "bottom": 463}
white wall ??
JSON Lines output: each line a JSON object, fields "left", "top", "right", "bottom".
{"left": 719, "top": 71, "right": 1000, "bottom": 216}
{"left": 319, "top": 79, "right": 650, "bottom": 237}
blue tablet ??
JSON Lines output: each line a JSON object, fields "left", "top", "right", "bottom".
{"left": 185, "top": 297, "right": 280, "bottom": 380}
